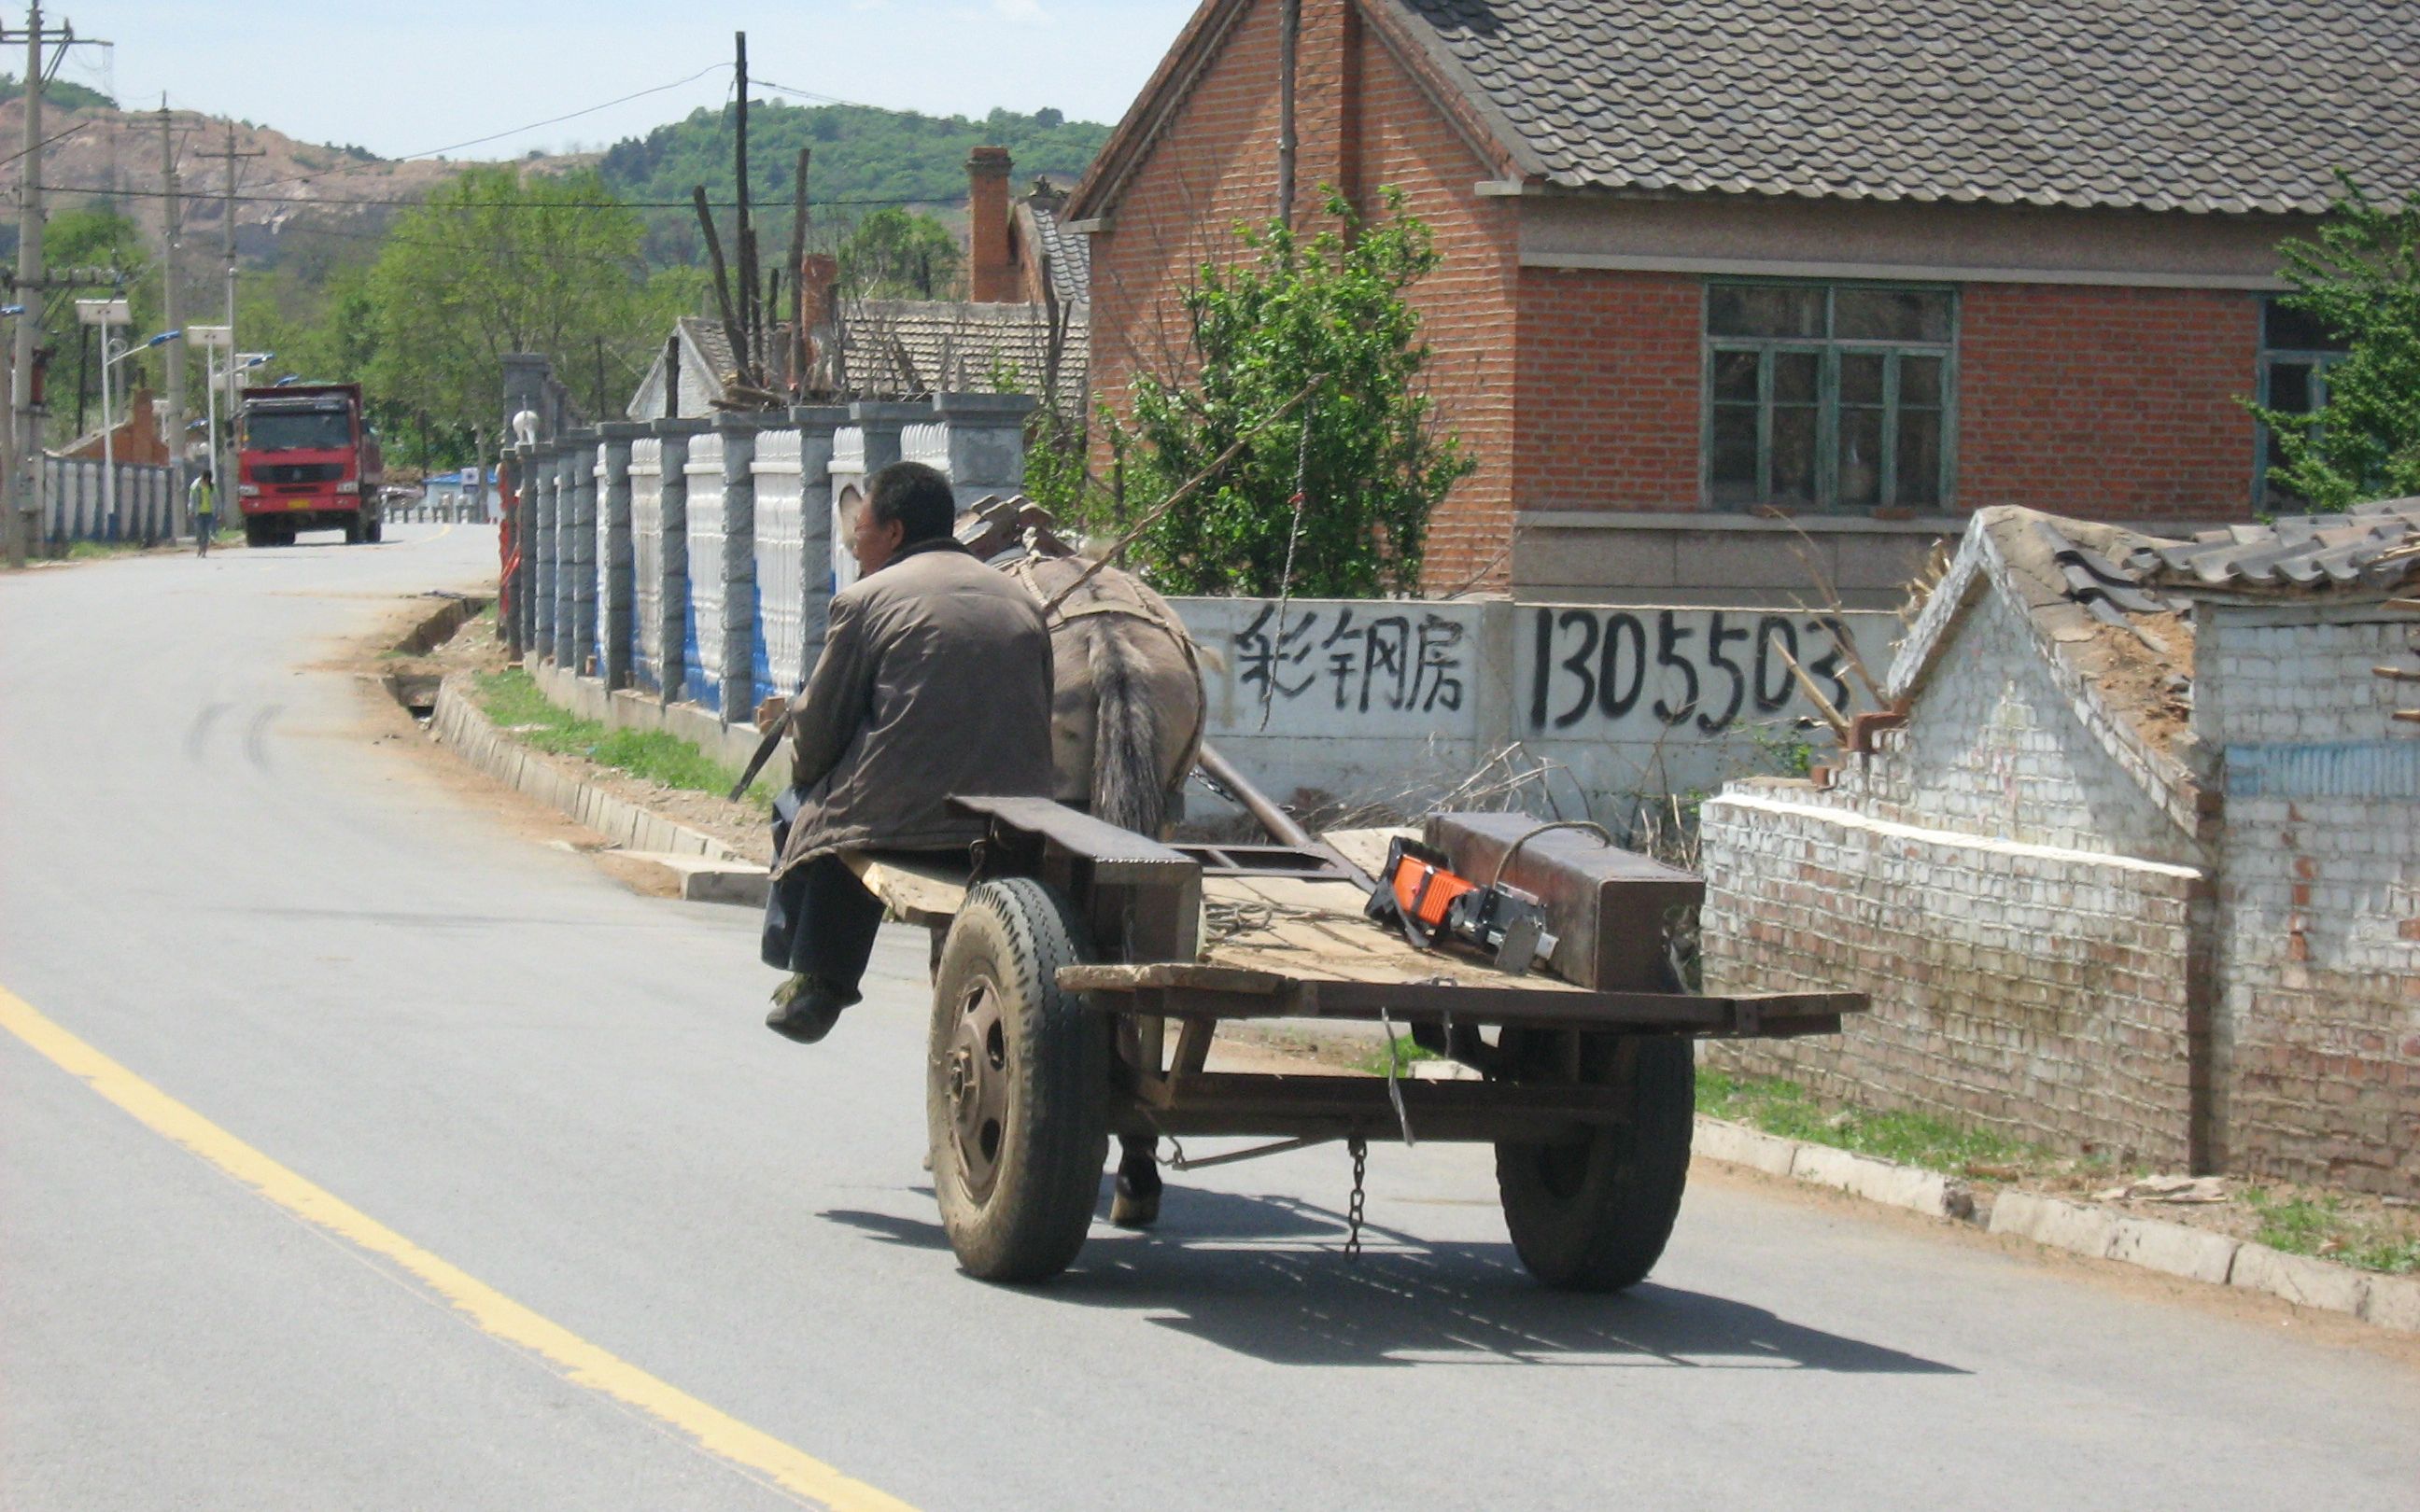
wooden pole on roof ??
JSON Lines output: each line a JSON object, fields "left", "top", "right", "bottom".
{"left": 1277, "top": 0, "right": 1301, "bottom": 231}
{"left": 691, "top": 186, "right": 746, "bottom": 389}
{"left": 733, "top": 30, "right": 757, "bottom": 388}
{"left": 786, "top": 147, "right": 810, "bottom": 394}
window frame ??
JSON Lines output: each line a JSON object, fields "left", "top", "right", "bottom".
{"left": 1699, "top": 279, "right": 1960, "bottom": 515}
{"left": 2253, "top": 297, "right": 2349, "bottom": 511}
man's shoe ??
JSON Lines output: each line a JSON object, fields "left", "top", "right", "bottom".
{"left": 766, "top": 974, "right": 853, "bottom": 1044}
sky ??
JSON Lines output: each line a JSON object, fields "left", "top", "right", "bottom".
{"left": 57, "top": 2, "right": 1201, "bottom": 159}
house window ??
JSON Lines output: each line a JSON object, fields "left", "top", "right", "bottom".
{"left": 1705, "top": 282, "right": 1955, "bottom": 512}
{"left": 2256, "top": 299, "right": 2350, "bottom": 511}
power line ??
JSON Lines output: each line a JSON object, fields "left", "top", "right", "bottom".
{"left": 35, "top": 182, "right": 964, "bottom": 211}
{"left": 237, "top": 62, "right": 736, "bottom": 196}
{"left": 0, "top": 115, "right": 90, "bottom": 170}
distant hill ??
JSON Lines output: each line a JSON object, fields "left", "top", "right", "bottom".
{"left": 0, "top": 93, "right": 1113, "bottom": 277}
{"left": 0, "top": 71, "right": 114, "bottom": 112}
{"left": 598, "top": 100, "right": 1110, "bottom": 260}
{"left": 0, "top": 96, "right": 497, "bottom": 262}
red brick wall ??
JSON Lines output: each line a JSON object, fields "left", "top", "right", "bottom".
{"left": 1348, "top": 20, "right": 1518, "bottom": 590}
{"left": 1083, "top": 0, "right": 1521, "bottom": 591}
{"left": 1512, "top": 269, "right": 1703, "bottom": 511}
{"left": 1959, "top": 284, "right": 2262, "bottom": 525}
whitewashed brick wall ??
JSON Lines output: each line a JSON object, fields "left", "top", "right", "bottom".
{"left": 1822, "top": 587, "right": 2199, "bottom": 866}
{"left": 1703, "top": 788, "right": 2204, "bottom": 1165}
{"left": 2201, "top": 609, "right": 2420, "bottom": 1195}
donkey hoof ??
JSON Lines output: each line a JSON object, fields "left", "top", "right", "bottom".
{"left": 1111, "top": 1168, "right": 1163, "bottom": 1229}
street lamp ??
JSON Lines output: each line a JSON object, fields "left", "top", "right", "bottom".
{"left": 98, "top": 326, "right": 182, "bottom": 539}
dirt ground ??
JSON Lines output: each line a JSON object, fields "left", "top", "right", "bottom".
{"left": 380, "top": 601, "right": 775, "bottom": 864}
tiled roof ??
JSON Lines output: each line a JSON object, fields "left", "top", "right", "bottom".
{"left": 2125, "top": 497, "right": 2420, "bottom": 591}
{"left": 667, "top": 305, "right": 1087, "bottom": 418}
{"left": 1022, "top": 196, "right": 1091, "bottom": 307}
{"left": 1387, "top": 0, "right": 2420, "bottom": 214}
{"left": 842, "top": 299, "right": 1089, "bottom": 414}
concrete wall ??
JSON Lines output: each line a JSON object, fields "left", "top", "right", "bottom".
{"left": 521, "top": 390, "right": 1895, "bottom": 820}
{"left": 37, "top": 456, "right": 178, "bottom": 545}
{"left": 1175, "top": 595, "right": 1891, "bottom": 818}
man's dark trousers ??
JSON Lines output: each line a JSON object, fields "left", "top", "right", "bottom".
{"left": 761, "top": 853, "right": 887, "bottom": 1003}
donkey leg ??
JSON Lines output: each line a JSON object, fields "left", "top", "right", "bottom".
{"left": 1109, "top": 1135, "right": 1163, "bottom": 1229}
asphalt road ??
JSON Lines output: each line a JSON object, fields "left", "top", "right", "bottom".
{"left": 3, "top": 525, "right": 2415, "bottom": 1511}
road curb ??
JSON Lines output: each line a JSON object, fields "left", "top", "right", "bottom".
{"left": 427, "top": 677, "right": 758, "bottom": 878}
{"left": 1692, "top": 1114, "right": 2414, "bottom": 1333}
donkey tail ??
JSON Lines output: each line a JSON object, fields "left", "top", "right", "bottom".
{"left": 1088, "top": 622, "right": 1168, "bottom": 838}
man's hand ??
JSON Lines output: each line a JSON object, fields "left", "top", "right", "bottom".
{"left": 753, "top": 693, "right": 792, "bottom": 736}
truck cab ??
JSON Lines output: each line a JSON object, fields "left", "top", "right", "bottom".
{"left": 236, "top": 384, "right": 385, "bottom": 546}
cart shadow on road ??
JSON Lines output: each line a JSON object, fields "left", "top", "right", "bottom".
{"left": 820, "top": 1186, "right": 1963, "bottom": 1375}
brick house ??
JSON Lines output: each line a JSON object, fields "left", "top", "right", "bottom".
{"left": 1700, "top": 500, "right": 2420, "bottom": 1196}
{"left": 1064, "top": 0, "right": 2420, "bottom": 602}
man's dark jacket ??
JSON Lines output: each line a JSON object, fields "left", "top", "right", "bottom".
{"left": 774, "top": 539, "right": 1054, "bottom": 875}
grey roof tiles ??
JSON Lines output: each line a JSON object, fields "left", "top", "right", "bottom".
{"left": 1389, "top": 0, "right": 2420, "bottom": 214}
{"left": 2126, "top": 498, "right": 2420, "bottom": 591}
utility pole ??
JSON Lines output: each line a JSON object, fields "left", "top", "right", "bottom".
{"left": 733, "top": 30, "right": 755, "bottom": 387}
{"left": 212, "top": 120, "right": 264, "bottom": 494}
{"left": 158, "top": 96, "right": 187, "bottom": 529}
{"left": 2, "top": 6, "right": 106, "bottom": 567}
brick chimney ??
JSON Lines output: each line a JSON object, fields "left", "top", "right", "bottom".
{"left": 966, "top": 146, "right": 1014, "bottom": 303}
{"left": 796, "top": 252, "right": 841, "bottom": 394}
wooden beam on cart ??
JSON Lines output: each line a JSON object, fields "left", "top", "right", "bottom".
{"left": 1061, "top": 963, "right": 1854, "bottom": 1038}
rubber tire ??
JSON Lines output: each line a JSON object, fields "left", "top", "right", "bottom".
{"left": 927, "top": 877, "right": 1109, "bottom": 1282}
{"left": 365, "top": 514, "right": 384, "bottom": 544}
{"left": 243, "top": 517, "right": 270, "bottom": 549}
{"left": 1495, "top": 1032, "right": 1694, "bottom": 1292}
{"left": 343, "top": 516, "right": 363, "bottom": 544}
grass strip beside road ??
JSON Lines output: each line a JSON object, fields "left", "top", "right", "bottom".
{"left": 1699, "top": 1067, "right": 2420, "bottom": 1276}
{"left": 2242, "top": 1187, "right": 2420, "bottom": 1275}
{"left": 1696, "top": 1069, "right": 2046, "bottom": 1171}
{"left": 472, "top": 667, "right": 772, "bottom": 802}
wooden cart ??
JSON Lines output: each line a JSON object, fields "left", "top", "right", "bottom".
{"left": 847, "top": 796, "right": 1862, "bottom": 1288}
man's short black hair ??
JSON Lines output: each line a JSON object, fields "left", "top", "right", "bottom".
{"left": 865, "top": 460, "right": 956, "bottom": 545}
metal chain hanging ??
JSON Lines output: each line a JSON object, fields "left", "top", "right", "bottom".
{"left": 1257, "top": 385, "right": 1317, "bottom": 731}
{"left": 1344, "top": 1136, "right": 1369, "bottom": 1259}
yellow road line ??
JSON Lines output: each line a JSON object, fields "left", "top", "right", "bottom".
{"left": 0, "top": 984, "right": 917, "bottom": 1512}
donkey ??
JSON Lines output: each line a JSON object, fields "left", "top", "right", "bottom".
{"left": 968, "top": 508, "right": 1205, "bottom": 1228}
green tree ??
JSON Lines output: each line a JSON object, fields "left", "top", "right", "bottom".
{"left": 1108, "top": 189, "right": 1472, "bottom": 597}
{"left": 837, "top": 207, "right": 964, "bottom": 299}
{"left": 360, "top": 165, "right": 697, "bottom": 467}
{"left": 2247, "top": 173, "right": 2420, "bottom": 511}
{"left": 37, "top": 208, "right": 150, "bottom": 444}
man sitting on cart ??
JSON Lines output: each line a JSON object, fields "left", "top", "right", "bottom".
{"left": 754, "top": 460, "right": 1057, "bottom": 1043}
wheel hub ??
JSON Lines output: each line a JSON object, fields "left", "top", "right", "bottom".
{"left": 945, "top": 978, "right": 1010, "bottom": 1202}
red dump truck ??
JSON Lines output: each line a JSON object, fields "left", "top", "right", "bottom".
{"left": 235, "top": 383, "right": 385, "bottom": 546}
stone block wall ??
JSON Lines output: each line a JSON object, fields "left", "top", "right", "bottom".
{"left": 1703, "top": 786, "right": 2205, "bottom": 1167}
{"left": 2198, "top": 609, "right": 2420, "bottom": 1195}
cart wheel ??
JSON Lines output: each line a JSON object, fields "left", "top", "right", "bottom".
{"left": 1495, "top": 1031, "right": 1694, "bottom": 1292}
{"left": 926, "top": 876, "right": 1109, "bottom": 1282}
